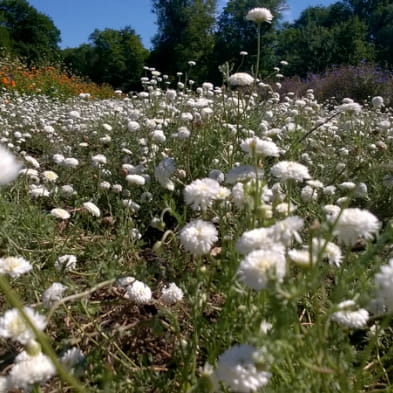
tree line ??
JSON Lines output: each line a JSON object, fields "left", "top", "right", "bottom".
{"left": 0, "top": 0, "right": 392, "bottom": 91}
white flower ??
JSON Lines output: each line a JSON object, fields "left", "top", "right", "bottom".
{"left": 0, "top": 256, "right": 32, "bottom": 278}
{"left": 83, "top": 202, "right": 101, "bottom": 217}
{"left": 160, "top": 283, "right": 184, "bottom": 305}
{"left": 0, "top": 307, "right": 46, "bottom": 344}
{"left": 42, "top": 282, "right": 67, "bottom": 306}
{"left": 50, "top": 208, "right": 70, "bottom": 220}
{"left": 24, "top": 155, "right": 40, "bottom": 168}
{"left": 99, "top": 181, "right": 111, "bottom": 190}
{"left": 228, "top": 72, "right": 254, "bottom": 87}
{"left": 91, "top": 154, "right": 107, "bottom": 165}
{"left": 236, "top": 227, "right": 277, "bottom": 255}
{"left": 216, "top": 344, "right": 271, "bottom": 392}
{"left": 332, "top": 300, "right": 369, "bottom": 329}
{"left": 42, "top": 170, "right": 58, "bottom": 182}
{"left": 271, "top": 161, "right": 311, "bottom": 182}
{"left": 61, "top": 184, "right": 76, "bottom": 196}
{"left": 288, "top": 249, "right": 313, "bottom": 267}
{"left": 55, "top": 254, "right": 77, "bottom": 271}
{"left": 270, "top": 216, "right": 304, "bottom": 246}
{"left": 184, "top": 178, "right": 221, "bottom": 211}
{"left": 246, "top": 7, "right": 273, "bottom": 24}
{"left": 375, "top": 259, "right": 393, "bottom": 312}
{"left": 29, "top": 185, "right": 50, "bottom": 198}
{"left": 125, "top": 280, "right": 152, "bottom": 304}
{"left": 128, "top": 120, "right": 141, "bottom": 131}
{"left": 240, "top": 137, "right": 280, "bottom": 157}
{"left": 311, "top": 238, "right": 342, "bottom": 267}
{"left": 338, "top": 102, "right": 362, "bottom": 113}
{"left": 53, "top": 153, "right": 65, "bottom": 164}
{"left": 179, "top": 219, "right": 218, "bottom": 256}
{"left": 61, "top": 347, "right": 85, "bottom": 371}
{"left": 0, "top": 376, "right": 7, "bottom": 392}
{"left": 8, "top": 351, "right": 56, "bottom": 390}
{"left": 331, "top": 208, "right": 380, "bottom": 246}
{"left": 0, "top": 144, "right": 21, "bottom": 185}
{"left": 238, "top": 248, "right": 286, "bottom": 290}
{"left": 62, "top": 157, "right": 79, "bottom": 168}
{"left": 371, "top": 96, "right": 384, "bottom": 108}
{"left": 154, "top": 157, "right": 176, "bottom": 190}
{"left": 226, "top": 165, "right": 263, "bottom": 185}
{"left": 126, "top": 174, "right": 146, "bottom": 186}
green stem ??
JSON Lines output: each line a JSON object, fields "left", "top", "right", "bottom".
{"left": 255, "top": 24, "right": 261, "bottom": 81}
{"left": 0, "top": 275, "right": 88, "bottom": 393}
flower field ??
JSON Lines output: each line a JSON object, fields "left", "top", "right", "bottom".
{"left": 0, "top": 66, "right": 393, "bottom": 392}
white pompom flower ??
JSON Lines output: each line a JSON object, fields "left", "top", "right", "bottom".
{"left": 246, "top": 7, "right": 273, "bottom": 24}
{"left": 179, "top": 219, "right": 218, "bottom": 256}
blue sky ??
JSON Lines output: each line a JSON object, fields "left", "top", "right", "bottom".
{"left": 28, "top": 0, "right": 336, "bottom": 49}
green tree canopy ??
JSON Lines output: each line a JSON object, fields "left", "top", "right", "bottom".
{"left": 63, "top": 27, "right": 149, "bottom": 92}
{"left": 0, "top": 0, "right": 61, "bottom": 63}
{"left": 276, "top": 3, "right": 375, "bottom": 76}
{"left": 149, "top": 0, "right": 217, "bottom": 82}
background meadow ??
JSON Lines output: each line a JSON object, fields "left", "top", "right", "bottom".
{"left": 0, "top": 1, "right": 393, "bottom": 392}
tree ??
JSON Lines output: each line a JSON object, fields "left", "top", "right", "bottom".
{"left": 0, "top": 0, "right": 61, "bottom": 63}
{"left": 344, "top": 0, "right": 393, "bottom": 66}
{"left": 276, "top": 3, "right": 374, "bottom": 76}
{"left": 63, "top": 27, "right": 149, "bottom": 91}
{"left": 212, "top": 0, "right": 287, "bottom": 83}
{"left": 149, "top": 0, "right": 217, "bottom": 82}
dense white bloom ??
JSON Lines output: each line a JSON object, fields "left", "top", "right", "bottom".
{"left": 61, "top": 347, "right": 85, "bottom": 371}
{"left": 179, "top": 219, "right": 218, "bottom": 256}
{"left": 332, "top": 300, "right": 369, "bottom": 329}
{"left": 270, "top": 216, "right": 304, "bottom": 246}
{"left": 53, "top": 153, "right": 65, "bottom": 164}
{"left": 126, "top": 174, "right": 146, "bottom": 186}
{"left": 83, "top": 201, "right": 101, "bottom": 217}
{"left": 50, "top": 208, "right": 70, "bottom": 220}
{"left": 8, "top": 351, "right": 56, "bottom": 390}
{"left": 0, "top": 256, "right": 32, "bottom": 278}
{"left": 55, "top": 254, "right": 77, "bottom": 271}
{"left": 226, "top": 165, "right": 263, "bottom": 184}
{"left": 154, "top": 157, "right": 176, "bottom": 190}
{"left": 160, "top": 283, "right": 184, "bottom": 304}
{"left": 271, "top": 161, "right": 311, "bottom": 182}
{"left": 24, "top": 155, "right": 40, "bottom": 168}
{"left": 246, "top": 7, "right": 273, "bottom": 24}
{"left": 0, "top": 307, "right": 46, "bottom": 344}
{"left": 91, "top": 154, "right": 107, "bottom": 165}
{"left": 311, "top": 238, "right": 342, "bottom": 266}
{"left": 228, "top": 72, "right": 254, "bottom": 87}
{"left": 62, "top": 157, "right": 79, "bottom": 168}
{"left": 125, "top": 280, "right": 152, "bottom": 304}
{"left": 240, "top": 137, "right": 280, "bottom": 157}
{"left": 99, "top": 181, "right": 111, "bottom": 190}
{"left": 338, "top": 102, "right": 362, "bottom": 113}
{"left": 42, "top": 282, "right": 67, "bottom": 306}
{"left": 29, "top": 185, "right": 50, "bottom": 198}
{"left": 127, "top": 120, "right": 141, "bottom": 131}
{"left": 0, "top": 376, "right": 7, "bottom": 392}
{"left": 0, "top": 144, "right": 21, "bottom": 185}
{"left": 371, "top": 96, "right": 384, "bottom": 108}
{"left": 375, "top": 259, "right": 393, "bottom": 312}
{"left": 216, "top": 344, "right": 271, "bottom": 392}
{"left": 331, "top": 208, "right": 380, "bottom": 246}
{"left": 42, "top": 170, "right": 58, "bottom": 182}
{"left": 288, "top": 249, "right": 313, "bottom": 266}
{"left": 236, "top": 227, "right": 276, "bottom": 255}
{"left": 238, "top": 248, "right": 286, "bottom": 290}
{"left": 184, "top": 178, "right": 221, "bottom": 211}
